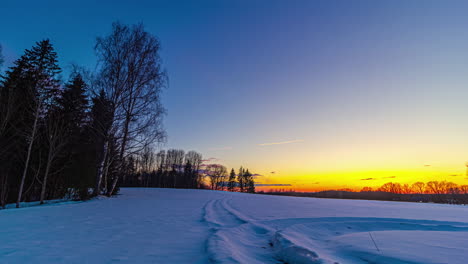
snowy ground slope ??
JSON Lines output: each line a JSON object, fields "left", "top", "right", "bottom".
{"left": 1, "top": 188, "right": 468, "bottom": 264}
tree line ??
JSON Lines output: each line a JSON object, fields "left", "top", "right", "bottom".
{"left": 359, "top": 180, "right": 468, "bottom": 204}
{"left": 208, "top": 166, "right": 255, "bottom": 193}
{"left": 0, "top": 22, "right": 167, "bottom": 208}
{"left": 361, "top": 180, "right": 467, "bottom": 195}
{"left": 259, "top": 180, "right": 468, "bottom": 205}
{"left": 119, "top": 148, "right": 256, "bottom": 193}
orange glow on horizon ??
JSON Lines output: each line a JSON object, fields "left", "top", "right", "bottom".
{"left": 253, "top": 167, "right": 468, "bottom": 193}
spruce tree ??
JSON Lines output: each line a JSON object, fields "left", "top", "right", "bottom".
{"left": 244, "top": 169, "right": 255, "bottom": 193}
{"left": 237, "top": 167, "right": 245, "bottom": 192}
{"left": 15, "top": 40, "right": 61, "bottom": 208}
{"left": 58, "top": 74, "right": 89, "bottom": 132}
{"left": 228, "top": 168, "right": 236, "bottom": 192}
{"left": 0, "top": 56, "right": 30, "bottom": 207}
{"left": 56, "top": 74, "right": 92, "bottom": 200}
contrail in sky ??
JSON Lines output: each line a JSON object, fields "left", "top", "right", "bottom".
{"left": 258, "top": 139, "right": 304, "bottom": 146}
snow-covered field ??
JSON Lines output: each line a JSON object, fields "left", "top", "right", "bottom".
{"left": 1, "top": 188, "right": 468, "bottom": 264}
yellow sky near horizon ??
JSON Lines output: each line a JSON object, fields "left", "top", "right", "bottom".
{"left": 213, "top": 136, "right": 468, "bottom": 192}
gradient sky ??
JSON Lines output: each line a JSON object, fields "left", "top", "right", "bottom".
{"left": 2, "top": 0, "right": 468, "bottom": 191}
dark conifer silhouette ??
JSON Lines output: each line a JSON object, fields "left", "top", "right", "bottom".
{"left": 228, "top": 168, "right": 237, "bottom": 192}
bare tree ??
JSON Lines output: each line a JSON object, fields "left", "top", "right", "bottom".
{"left": 185, "top": 151, "right": 202, "bottom": 188}
{"left": 401, "top": 183, "right": 412, "bottom": 194}
{"left": 95, "top": 22, "right": 167, "bottom": 196}
{"left": 377, "top": 182, "right": 402, "bottom": 194}
{"left": 425, "top": 181, "right": 451, "bottom": 195}
{"left": 185, "top": 151, "right": 202, "bottom": 172}
{"left": 39, "top": 113, "right": 68, "bottom": 204}
{"left": 205, "top": 164, "right": 228, "bottom": 190}
{"left": 166, "top": 149, "right": 184, "bottom": 188}
{"left": 411, "top": 182, "right": 425, "bottom": 194}
{"left": 425, "top": 181, "right": 458, "bottom": 202}
{"left": 155, "top": 150, "right": 166, "bottom": 187}
{"left": 138, "top": 145, "right": 155, "bottom": 187}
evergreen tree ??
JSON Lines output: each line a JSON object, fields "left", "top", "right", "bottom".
{"left": 56, "top": 74, "right": 92, "bottom": 200}
{"left": 58, "top": 74, "right": 89, "bottom": 132}
{"left": 0, "top": 40, "right": 62, "bottom": 207}
{"left": 228, "top": 168, "right": 236, "bottom": 192}
{"left": 90, "top": 90, "right": 113, "bottom": 196}
{"left": 14, "top": 40, "right": 61, "bottom": 208}
{"left": 0, "top": 55, "right": 30, "bottom": 207}
{"left": 185, "top": 151, "right": 202, "bottom": 189}
{"left": 244, "top": 169, "right": 255, "bottom": 193}
{"left": 237, "top": 167, "right": 245, "bottom": 192}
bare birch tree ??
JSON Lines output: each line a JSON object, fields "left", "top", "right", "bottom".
{"left": 94, "top": 22, "right": 166, "bottom": 196}
{"left": 39, "top": 113, "right": 68, "bottom": 204}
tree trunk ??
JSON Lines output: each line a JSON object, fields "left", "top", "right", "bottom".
{"left": 94, "top": 139, "right": 109, "bottom": 196}
{"left": 0, "top": 172, "right": 8, "bottom": 209}
{"left": 16, "top": 106, "right": 40, "bottom": 208}
{"left": 108, "top": 116, "right": 130, "bottom": 196}
{"left": 40, "top": 151, "right": 53, "bottom": 204}
{"left": 108, "top": 173, "right": 119, "bottom": 196}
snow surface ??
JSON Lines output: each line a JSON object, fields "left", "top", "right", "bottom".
{"left": 1, "top": 188, "right": 468, "bottom": 263}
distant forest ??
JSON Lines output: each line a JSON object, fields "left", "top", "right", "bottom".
{"left": 0, "top": 22, "right": 254, "bottom": 209}
{"left": 260, "top": 180, "right": 468, "bottom": 205}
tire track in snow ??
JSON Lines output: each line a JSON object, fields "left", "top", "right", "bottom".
{"left": 202, "top": 198, "right": 282, "bottom": 264}
{"left": 203, "top": 199, "right": 246, "bottom": 228}
{"left": 202, "top": 197, "right": 333, "bottom": 264}
{"left": 222, "top": 198, "right": 334, "bottom": 264}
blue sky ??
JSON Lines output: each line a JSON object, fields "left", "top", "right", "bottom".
{"left": 2, "top": 0, "right": 468, "bottom": 189}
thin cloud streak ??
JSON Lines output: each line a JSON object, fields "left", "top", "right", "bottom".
{"left": 258, "top": 139, "right": 304, "bottom": 146}
{"left": 208, "top": 146, "right": 233, "bottom": 151}
{"left": 255, "top": 184, "right": 292, "bottom": 187}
